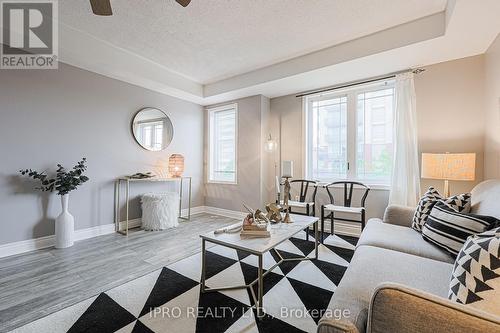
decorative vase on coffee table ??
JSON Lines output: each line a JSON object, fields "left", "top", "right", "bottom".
{"left": 55, "top": 194, "right": 74, "bottom": 248}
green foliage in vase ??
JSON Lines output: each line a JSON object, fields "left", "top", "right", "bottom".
{"left": 20, "top": 158, "right": 89, "bottom": 195}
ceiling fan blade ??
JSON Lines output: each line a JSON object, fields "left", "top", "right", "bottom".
{"left": 90, "top": 0, "right": 113, "bottom": 16}
{"left": 175, "top": 0, "right": 191, "bottom": 7}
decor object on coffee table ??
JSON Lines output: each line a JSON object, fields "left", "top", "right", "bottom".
{"left": 168, "top": 154, "right": 184, "bottom": 177}
{"left": 281, "top": 160, "right": 293, "bottom": 223}
{"left": 421, "top": 153, "right": 476, "bottom": 197}
{"left": 241, "top": 204, "right": 270, "bottom": 238}
{"left": 115, "top": 176, "right": 192, "bottom": 235}
{"left": 19, "top": 158, "right": 89, "bottom": 248}
{"left": 265, "top": 202, "right": 283, "bottom": 223}
{"left": 141, "top": 192, "right": 180, "bottom": 230}
{"left": 280, "top": 179, "right": 319, "bottom": 240}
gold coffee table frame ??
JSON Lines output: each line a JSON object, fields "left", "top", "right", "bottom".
{"left": 199, "top": 216, "right": 319, "bottom": 318}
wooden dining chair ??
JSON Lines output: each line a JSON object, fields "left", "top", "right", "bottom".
{"left": 320, "top": 181, "right": 370, "bottom": 243}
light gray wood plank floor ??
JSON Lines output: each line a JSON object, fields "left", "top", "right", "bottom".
{"left": 0, "top": 213, "right": 236, "bottom": 332}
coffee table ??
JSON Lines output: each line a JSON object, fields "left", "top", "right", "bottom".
{"left": 199, "top": 214, "right": 319, "bottom": 317}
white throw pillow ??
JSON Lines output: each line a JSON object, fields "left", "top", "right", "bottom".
{"left": 449, "top": 227, "right": 500, "bottom": 316}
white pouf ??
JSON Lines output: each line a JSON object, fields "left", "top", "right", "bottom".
{"left": 141, "top": 192, "right": 180, "bottom": 231}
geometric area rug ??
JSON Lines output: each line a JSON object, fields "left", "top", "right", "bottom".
{"left": 10, "top": 231, "right": 357, "bottom": 333}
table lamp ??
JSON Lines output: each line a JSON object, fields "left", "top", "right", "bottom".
{"left": 421, "top": 153, "right": 475, "bottom": 197}
{"left": 168, "top": 154, "right": 185, "bottom": 178}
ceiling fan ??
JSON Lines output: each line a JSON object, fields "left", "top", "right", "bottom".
{"left": 90, "top": 0, "right": 191, "bottom": 16}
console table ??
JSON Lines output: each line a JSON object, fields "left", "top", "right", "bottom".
{"left": 114, "top": 177, "right": 192, "bottom": 235}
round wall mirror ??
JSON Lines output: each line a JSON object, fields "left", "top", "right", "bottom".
{"left": 132, "top": 108, "right": 173, "bottom": 151}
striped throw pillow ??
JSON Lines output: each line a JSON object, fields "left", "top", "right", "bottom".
{"left": 422, "top": 201, "right": 499, "bottom": 256}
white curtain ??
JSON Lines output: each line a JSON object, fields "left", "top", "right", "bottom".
{"left": 389, "top": 72, "right": 421, "bottom": 207}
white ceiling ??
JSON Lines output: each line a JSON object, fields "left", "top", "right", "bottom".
{"left": 56, "top": 0, "right": 500, "bottom": 105}
{"left": 60, "top": 0, "right": 446, "bottom": 84}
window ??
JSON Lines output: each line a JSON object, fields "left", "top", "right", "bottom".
{"left": 307, "top": 95, "right": 348, "bottom": 180}
{"left": 208, "top": 104, "right": 237, "bottom": 183}
{"left": 306, "top": 82, "right": 394, "bottom": 185}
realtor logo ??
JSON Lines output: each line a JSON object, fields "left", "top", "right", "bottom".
{"left": 1, "top": 0, "right": 58, "bottom": 69}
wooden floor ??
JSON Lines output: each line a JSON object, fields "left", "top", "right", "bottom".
{"left": 0, "top": 213, "right": 236, "bottom": 332}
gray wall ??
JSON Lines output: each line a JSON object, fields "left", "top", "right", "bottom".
{"left": 0, "top": 63, "right": 204, "bottom": 245}
{"left": 204, "top": 95, "right": 270, "bottom": 212}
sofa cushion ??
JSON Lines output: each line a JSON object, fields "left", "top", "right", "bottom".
{"left": 358, "top": 218, "right": 455, "bottom": 263}
{"left": 422, "top": 201, "right": 499, "bottom": 257}
{"left": 320, "top": 246, "right": 453, "bottom": 333}
{"left": 449, "top": 227, "right": 500, "bottom": 316}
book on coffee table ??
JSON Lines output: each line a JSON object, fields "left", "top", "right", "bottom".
{"left": 240, "top": 229, "right": 270, "bottom": 238}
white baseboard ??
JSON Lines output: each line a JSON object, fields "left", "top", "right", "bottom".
{"left": 204, "top": 206, "right": 246, "bottom": 220}
{"left": 0, "top": 205, "right": 359, "bottom": 259}
{"left": 0, "top": 223, "right": 117, "bottom": 258}
{"left": 0, "top": 235, "right": 55, "bottom": 258}
{"left": 182, "top": 206, "right": 205, "bottom": 216}
{"left": 0, "top": 207, "right": 204, "bottom": 258}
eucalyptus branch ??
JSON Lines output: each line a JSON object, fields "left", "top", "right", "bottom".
{"left": 20, "top": 158, "right": 89, "bottom": 195}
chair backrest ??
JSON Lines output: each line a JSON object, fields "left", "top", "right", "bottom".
{"left": 324, "top": 181, "right": 370, "bottom": 207}
{"left": 288, "top": 179, "right": 318, "bottom": 203}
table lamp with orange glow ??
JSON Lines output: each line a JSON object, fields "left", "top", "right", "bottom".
{"left": 421, "top": 153, "right": 476, "bottom": 197}
{"left": 168, "top": 154, "right": 184, "bottom": 178}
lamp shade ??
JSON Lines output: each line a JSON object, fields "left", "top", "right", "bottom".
{"left": 168, "top": 154, "right": 184, "bottom": 178}
{"left": 282, "top": 160, "right": 293, "bottom": 178}
{"left": 421, "top": 153, "right": 475, "bottom": 181}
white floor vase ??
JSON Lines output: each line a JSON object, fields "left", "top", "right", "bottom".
{"left": 55, "top": 194, "right": 75, "bottom": 248}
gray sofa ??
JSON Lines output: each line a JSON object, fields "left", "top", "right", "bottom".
{"left": 318, "top": 179, "right": 500, "bottom": 333}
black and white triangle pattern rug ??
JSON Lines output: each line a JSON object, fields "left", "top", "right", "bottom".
{"left": 11, "top": 231, "right": 358, "bottom": 333}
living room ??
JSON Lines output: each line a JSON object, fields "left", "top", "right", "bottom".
{"left": 0, "top": 1, "right": 499, "bottom": 332}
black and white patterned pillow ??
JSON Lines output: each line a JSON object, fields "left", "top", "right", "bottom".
{"left": 411, "top": 188, "right": 471, "bottom": 232}
{"left": 412, "top": 187, "right": 443, "bottom": 232}
{"left": 422, "top": 201, "right": 499, "bottom": 256}
{"left": 449, "top": 227, "right": 500, "bottom": 316}
{"left": 443, "top": 192, "right": 471, "bottom": 213}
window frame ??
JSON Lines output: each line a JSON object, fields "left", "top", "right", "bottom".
{"left": 304, "top": 80, "right": 395, "bottom": 187}
{"left": 207, "top": 103, "right": 238, "bottom": 185}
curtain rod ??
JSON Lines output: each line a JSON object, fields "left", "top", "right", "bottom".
{"left": 295, "top": 68, "right": 425, "bottom": 98}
